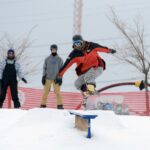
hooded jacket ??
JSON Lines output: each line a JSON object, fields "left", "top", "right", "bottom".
{"left": 43, "top": 54, "right": 63, "bottom": 80}
{"left": 58, "top": 41, "right": 110, "bottom": 76}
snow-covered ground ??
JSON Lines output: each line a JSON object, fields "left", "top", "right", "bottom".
{"left": 0, "top": 109, "right": 150, "bottom": 150}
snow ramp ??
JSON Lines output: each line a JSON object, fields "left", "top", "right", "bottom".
{"left": 0, "top": 109, "right": 150, "bottom": 150}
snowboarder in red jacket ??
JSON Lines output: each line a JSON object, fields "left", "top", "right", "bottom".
{"left": 55, "top": 35, "right": 116, "bottom": 107}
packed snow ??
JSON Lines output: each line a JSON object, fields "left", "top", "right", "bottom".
{"left": 0, "top": 109, "right": 150, "bottom": 150}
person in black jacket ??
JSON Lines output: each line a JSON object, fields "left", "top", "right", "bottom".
{"left": 0, "top": 49, "right": 27, "bottom": 108}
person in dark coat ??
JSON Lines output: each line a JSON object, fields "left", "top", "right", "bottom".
{"left": 0, "top": 49, "right": 27, "bottom": 108}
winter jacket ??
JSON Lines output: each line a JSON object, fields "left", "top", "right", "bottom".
{"left": 0, "top": 59, "right": 24, "bottom": 80}
{"left": 43, "top": 54, "right": 63, "bottom": 80}
{"left": 58, "top": 41, "right": 110, "bottom": 76}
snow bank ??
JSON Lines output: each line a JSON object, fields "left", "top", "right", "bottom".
{"left": 0, "top": 109, "right": 150, "bottom": 150}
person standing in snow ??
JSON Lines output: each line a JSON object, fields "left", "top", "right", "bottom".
{"left": 40, "top": 44, "right": 64, "bottom": 109}
{"left": 0, "top": 49, "right": 27, "bottom": 108}
{"left": 55, "top": 35, "right": 116, "bottom": 107}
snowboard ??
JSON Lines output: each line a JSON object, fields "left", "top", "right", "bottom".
{"left": 76, "top": 93, "right": 129, "bottom": 115}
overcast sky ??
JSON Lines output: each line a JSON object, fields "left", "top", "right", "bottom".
{"left": 0, "top": 0, "right": 150, "bottom": 92}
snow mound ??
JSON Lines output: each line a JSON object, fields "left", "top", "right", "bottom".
{"left": 0, "top": 109, "right": 150, "bottom": 150}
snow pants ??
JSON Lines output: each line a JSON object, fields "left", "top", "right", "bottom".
{"left": 75, "top": 67, "right": 103, "bottom": 90}
{"left": 0, "top": 79, "right": 20, "bottom": 108}
{"left": 41, "top": 80, "right": 63, "bottom": 106}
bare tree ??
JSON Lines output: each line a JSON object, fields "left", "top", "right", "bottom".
{"left": 108, "top": 9, "right": 150, "bottom": 115}
{"left": 0, "top": 26, "right": 38, "bottom": 81}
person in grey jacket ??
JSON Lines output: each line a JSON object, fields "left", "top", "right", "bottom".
{"left": 0, "top": 49, "right": 27, "bottom": 108}
{"left": 40, "top": 44, "right": 64, "bottom": 109}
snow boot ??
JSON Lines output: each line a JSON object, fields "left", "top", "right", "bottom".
{"left": 57, "top": 105, "right": 64, "bottom": 109}
{"left": 40, "top": 104, "right": 47, "bottom": 108}
{"left": 86, "top": 84, "right": 96, "bottom": 95}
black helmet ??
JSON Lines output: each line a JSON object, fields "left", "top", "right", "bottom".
{"left": 50, "top": 44, "right": 58, "bottom": 50}
{"left": 72, "top": 35, "right": 83, "bottom": 42}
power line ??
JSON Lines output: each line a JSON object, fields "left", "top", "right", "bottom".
{"left": 1, "top": 3, "right": 150, "bottom": 24}
{"left": 0, "top": 0, "right": 35, "bottom": 5}
{"left": 0, "top": 14, "right": 73, "bottom": 25}
{"left": 0, "top": 11, "right": 71, "bottom": 20}
{"left": 29, "top": 32, "right": 150, "bottom": 49}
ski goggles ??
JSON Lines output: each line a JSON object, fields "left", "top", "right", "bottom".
{"left": 73, "top": 40, "right": 83, "bottom": 47}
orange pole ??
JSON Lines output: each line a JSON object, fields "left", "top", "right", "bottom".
{"left": 7, "top": 87, "right": 12, "bottom": 108}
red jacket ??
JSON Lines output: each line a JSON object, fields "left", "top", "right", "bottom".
{"left": 58, "top": 41, "right": 110, "bottom": 77}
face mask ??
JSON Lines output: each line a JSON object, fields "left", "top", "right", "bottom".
{"left": 7, "top": 55, "right": 15, "bottom": 60}
{"left": 52, "top": 53, "right": 57, "bottom": 56}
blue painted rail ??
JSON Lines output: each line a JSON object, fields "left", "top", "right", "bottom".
{"left": 69, "top": 111, "right": 98, "bottom": 138}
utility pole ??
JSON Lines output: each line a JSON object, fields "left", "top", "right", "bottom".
{"left": 73, "top": 0, "right": 83, "bottom": 35}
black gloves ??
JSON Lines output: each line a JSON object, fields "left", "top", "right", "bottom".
{"left": 22, "top": 78, "right": 27, "bottom": 83}
{"left": 42, "top": 76, "right": 46, "bottom": 85}
{"left": 109, "top": 49, "right": 116, "bottom": 54}
{"left": 139, "top": 80, "right": 145, "bottom": 90}
{"left": 54, "top": 76, "right": 62, "bottom": 86}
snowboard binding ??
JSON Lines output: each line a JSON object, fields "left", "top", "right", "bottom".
{"left": 81, "top": 84, "right": 98, "bottom": 109}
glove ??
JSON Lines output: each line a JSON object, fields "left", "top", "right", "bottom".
{"left": 109, "top": 49, "right": 116, "bottom": 54}
{"left": 42, "top": 76, "right": 46, "bottom": 85}
{"left": 54, "top": 76, "right": 62, "bottom": 86}
{"left": 22, "top": 78, "right": 27, "bottom": 84}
